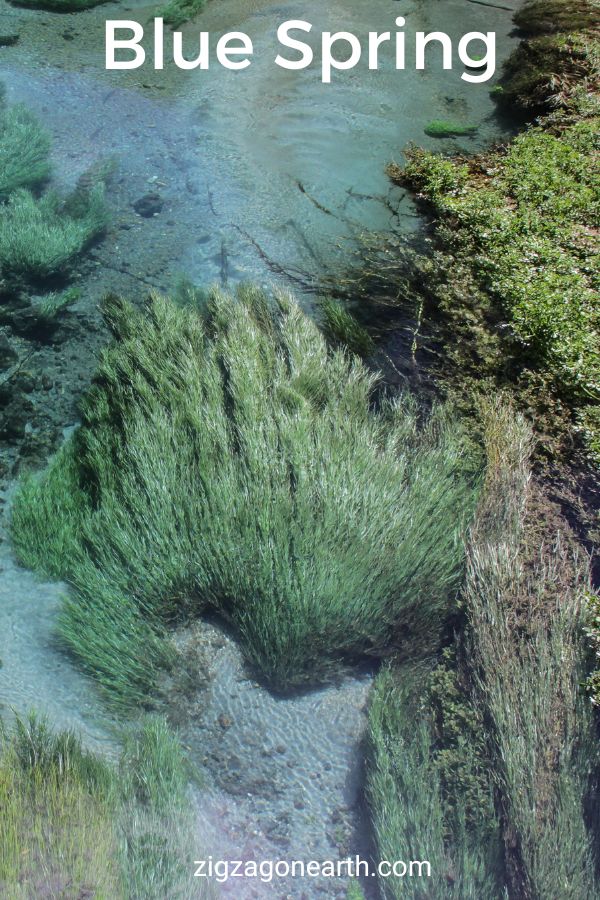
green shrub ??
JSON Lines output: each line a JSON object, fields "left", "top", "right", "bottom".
{"left": 0, "top": 103, "right": 50, "bottom": 199}
{"left": 0, "top": 185, "right": 107, "bottom": 280}
{"left": 424, "top": 121, "right": 478, "bottom": 138}
{"left": 12, "top": 287, "right": 475, "bottom": 705}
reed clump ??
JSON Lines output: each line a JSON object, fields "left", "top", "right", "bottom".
{"left": 12, "top": 286, "right": 475, "bottom": 707}
{"left": 0, "top": 712, "right": 205, "bottom": 899}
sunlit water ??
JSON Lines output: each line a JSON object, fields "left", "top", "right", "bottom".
{"left": 0, "top": 0, "right": 521, "bottom": 895}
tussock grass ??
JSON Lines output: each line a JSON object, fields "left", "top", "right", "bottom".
{"left": 12, "top": 286, "right": 475, "bottom": 706}
{"left": 0, "top": 713, "right": 124, "bottom": 898}
{"left": 366, "top": 666, "right": 502, "bottom": 899}
{"left": 0, "top": 185, "right": 107, "bottom": 280}
{"left": 0, "top": 101, "right": 50, "bottom": 199}
{"left": 0, "top": 712, "right": 207, "bottom": 899}
{"left": 318, "top": 297, "right": 375, "bottom": 356}
{"left": 465, "top": 398, "right": 598, "bottom": 899}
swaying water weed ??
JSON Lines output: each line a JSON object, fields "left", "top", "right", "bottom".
{"left": 12, "top": 286, "right": 476, "bottom": 706}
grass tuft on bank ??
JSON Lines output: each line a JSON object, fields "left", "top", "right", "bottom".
{"left": 12, "top": 286, "right": 476, "bottom": 706}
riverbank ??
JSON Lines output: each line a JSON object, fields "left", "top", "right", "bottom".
{"left": 362, "top": 4, "right": 599, "bottom": 897}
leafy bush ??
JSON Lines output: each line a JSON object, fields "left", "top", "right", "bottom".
{"left": 0, "top": 102, "right": 50, "bottom": 199}
{"left": 12, "top": 287, "right": 475, "bottom": 705}
{"left": 0, "top": 186, "right": 107, "bottom": 280}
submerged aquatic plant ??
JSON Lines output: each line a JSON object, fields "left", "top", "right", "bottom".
{"left": 366, "top": 666, "right": 502, "bottom": 899}
{"left": 464, "top": 398, "right": 598, "bottom": 898}
{"left": 424, "top": 120, "right": 478, "bottom": 138}
{"left": 0, "top": 185, "right": 107, "bottom": 280}
{"left": 0, "top": 102, "right": 51, "bottom": 199}
{"left": 0, "top": 712, "right": 203, "bottom": 899}
{"left": 12, "top": 286, "right": 475, "bottom": 706}
{"left": 158, "top": 0, "right": 206, "bottom": 29}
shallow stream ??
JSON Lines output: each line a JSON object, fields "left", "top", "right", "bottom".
{"left": 0, "top": 0, "right": 521, "bottom": 895}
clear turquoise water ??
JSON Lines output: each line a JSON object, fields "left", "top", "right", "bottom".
{"left": 0, "top": 1, "right": 521, "bottom": 895}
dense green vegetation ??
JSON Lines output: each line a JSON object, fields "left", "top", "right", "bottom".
{"left": 0, "top": 88, "right": 107, "bottom": 286}
{"left": 367, "top": 399, "right": 599, "bottom": 898}
{"left": 399, "top": 118, "right": 599, "bottom": 403}
{"left": 367, "top": 665, "right": 501, "bottom": 899}
{"left": 0, "top": 98, "right": 50, "bottom": 199}
{"left": 12, "top": 286, "right": 475, "bottom": 706}
{"left": 498, "top": 0, "right": 600, "bottom": 114}
{"left": 0, "top": 713, "right": 198, "bottom": 899}
{"left": 0, "top": 186, "right": 107, "bottom": 280}
{"left": 388, "top": 0, "right": 599, "bottom": 464}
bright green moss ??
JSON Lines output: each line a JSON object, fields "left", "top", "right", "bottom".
{"left": 12, "top": 287, "right": 476, "bottom": 706}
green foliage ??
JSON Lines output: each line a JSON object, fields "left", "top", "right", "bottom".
{"left": 0, "top": 103, "right": 50, "bottom": 199}
{"left": 403, "top": 118, "right": 600, "bottom": 448}
{"left": 120, "top": 716, "right": 188, "bottom": 814}
{"left": 0, "top": 185, "right": 107, "bottom": 280}
{"left": 366, "top": 666, "right": 502, "bottom": 899}
{"left": 319, "top": 297, "right": 375, "bottom": 356}
{"left": 0, "top": 713, "right": 204, "bottom": 900}
{"left": 8, "top": 0, "right": 107, "bottom": 10}
{"left": 118, "top": 716, "right": 200, "bottom": 900}
{"left": 346, "top": 881, "right": 366, "bottom": 900}
{"left": 423, "top": 120, "right": 478, "bottom": 138}
{"left": 158, "top": 0, "right": 206, "bottom": 28}
{"left": 428, "top": 649, "right": 496, "bottom": 839}
{"left": 0, "top": 714, "right": 124, "bottom": 897}
{"left": 584, "top": 591, "right": 600, "bottom": 705}
{"left": 514, "top": 0, "right": 599, "bottom": 37}
{"left": 33, "top": 286, "right": 80, "bottom": 324}
{"left": 498, "top": 0, "right": 599, "bottom": 114}
{"left": 12, "top": 287, "right": 475, "bottom": 705}
{"left": 465, "top": 398, "right": 598, "bottom": 899}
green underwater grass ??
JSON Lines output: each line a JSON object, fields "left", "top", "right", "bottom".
{"left": 0, "top": 712, "right": 199, "bottom": 899}
{"left": 0, "top": 101, "right": 51, "bottom": 199}
{"left": 12, "top": 286, "right": 476, "bottom": 708}
{"left": 0, "top": 186, "right": 107, "bottom": 280}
